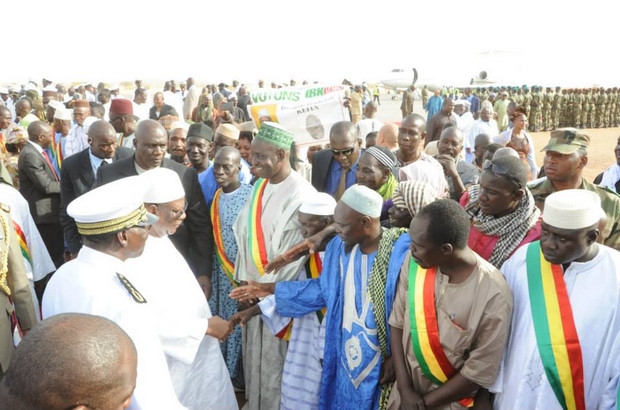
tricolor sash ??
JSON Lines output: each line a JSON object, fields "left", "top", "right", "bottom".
{"left": 211, "top": 188, "right": 238, "bottom": 288}
{"left": 305, "top": 253, "right": 326, "bottom": 323}
{"left": 13, "top": 221, "right": 32, "bottom": 267}
{"left": 525, "top": 242, "right": 586, "bottom": 410}
{"left": 247, "top": 178, "right": 269, "bottom": 276}
{"left": 407, "top": 258, "right": 474, "bottom": 407}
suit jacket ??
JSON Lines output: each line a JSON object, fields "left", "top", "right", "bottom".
{"left": 59, "top": 147, "right": 134, "bottom": 254}
{"left": 149, "top": 104, "right": 177, "bottom": 120}
{"left": 0, "top": 211, "right": 37, "bottom": 373}
{"left": 311, "top": 148, "right": 335, "bottom": 193}
{"left": 96, "top": 157, "right": 213, "bottom": 277}
{"left": 18, "top": 142, "right": 61, "bottom": 225}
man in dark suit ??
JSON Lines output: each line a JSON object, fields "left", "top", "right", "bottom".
{"left": 59, "top": 121, "right": 134, "bottom": 258}
{"left": 18, "top": 121, "right": 64, "bottom": 268}
{"left": 96, "top": 120, "right": 214, "bottom": 297}
{"left": 149, "top": 92, "right": 177, "bottom": 120}
{"left": 311, "top": 121, "right": 363, "bottom": 200}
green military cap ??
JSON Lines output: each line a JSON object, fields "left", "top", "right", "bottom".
{"left": 542, "top": 128, "right": 590, "bottom": 154}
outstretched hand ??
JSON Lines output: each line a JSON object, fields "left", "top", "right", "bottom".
{"left": 264, "top": 240, "right": 313, "bottom": 273}
{"left": 229, "top": 281, "right": 275, "bottom": 302}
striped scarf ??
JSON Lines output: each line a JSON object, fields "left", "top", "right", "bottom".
{"left": 465, "top": 184, "right": 540, "bottom": 268}
{"left": 368, "top": 227, "right": 409, "bottom": 410}
{"left": 392, "top": 180, "right": 439, "bottom": 217}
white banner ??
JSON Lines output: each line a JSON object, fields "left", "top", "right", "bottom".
{"left": 248, "top": 84, "right": 349, "bottom": 147}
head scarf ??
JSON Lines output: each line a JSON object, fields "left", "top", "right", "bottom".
{"left": 392, "top": 180, "right": 439, "bottom": 217}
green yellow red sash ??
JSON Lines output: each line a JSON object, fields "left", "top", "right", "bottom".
{"left": 305, "top": 253, "right": 326, "bottom": 323}
{"left": 248, "top": 178, "right": 269, "bottom": 276}
{"left": 407, "top": 258, "right": 474, "bottom": 407}
{"left": 13, "top": 221, "right": 32, "bottom": 266}
{"left": 211, "top": 188, "right": 238, "bottom": 288}
{"left": 525, "top": 242, "right": 585, "bottom": 410}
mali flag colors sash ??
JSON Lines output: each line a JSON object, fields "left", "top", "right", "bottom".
{"left": 13, "top": 221, "right": 32, "bottom": 266}
{"left": 407, "top": 258, "right": 474, "bottom": 407}
{"left": 525, "top": 242, "right": 585, "bottom": 410}
{"left": 248, "top": 178, "right": 269, "bottom": 276}
{"left": 305, "top": 253, "right": 326, "bottom": 323}
{"left": 211, "top": 188, "right": 238, "bottom": 288}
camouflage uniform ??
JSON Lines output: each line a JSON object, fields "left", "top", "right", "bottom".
{"left": 587, "top": 89, "right": 596, "bottom": 128}
{"left": 573, "top": 89, "right": 583, "bottom": 128}
{"left": 551, "top": 88, "right": 562, "bottom": 130}
{"left": 542, "top": 88, "right": 552, "bottom": 131}
{"left": 581, "top": 89, "right": 591, "bottom": 128}
{"left": 529, "top": 86, "right": 542, "bottom": 131}
{"left": 522, "top": 89, "right": 532, "bottom": 119}
{"left": 528, "top": 177, "right": 620, "bottom": 250}
{"left": 596, "top": 88, "right": 607, "bottom": 128}
{"left": 563, "top": 90, "right": 574, "bottom": 127}
{"left": 606, "top": 89, "right": 615, "bottom": 127}
{"left": 614, "top": 89, "right": 620, "bottom": 127}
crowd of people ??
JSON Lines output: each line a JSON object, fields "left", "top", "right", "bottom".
{"left": 0, "top": 77, "right": 619, "bottom": 410}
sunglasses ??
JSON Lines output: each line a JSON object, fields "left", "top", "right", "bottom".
{"left": 482, "top": 159, "right": 523, "bottom": 188}
{"left": 331, "top": 147, "right": 355, "bottom": 156}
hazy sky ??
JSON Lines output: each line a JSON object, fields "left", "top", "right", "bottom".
{"left": 3, "top": 0, "right": 615, "bottom": 87}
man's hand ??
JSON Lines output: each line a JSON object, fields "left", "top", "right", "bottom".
{"left": 379, "top": 356, "right": 396, "bottom": 385}
{"left": 197, "top": 275, "right": 212, "bottom": 301}
{"left": 436, "top": 154, "right": 459, "bottom": 177}
{"left": 206, "top": 316, "right": 232, "bottom": 342}
{"left": 399, "top": 388, "right": 426, "bottom": 410}
{"left": 230, "top": 305, "right": 260, "bottom": 328}
{"left": 265, "top": 241, "right": 312, "bottom": 273}
{"left": 229, "top": 281, "right": 274, "bottom": 302}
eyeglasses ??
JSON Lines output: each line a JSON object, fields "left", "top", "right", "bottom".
{"left": 482, "top": 159, "right": 523, "bottom": 188}
{"left": 331, "top": 147, "right": 355, "bottom": 156}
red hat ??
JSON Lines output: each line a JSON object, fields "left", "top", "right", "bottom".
{"left": 110, "top": 98, "right": 133, "bottom": 115}
{"left": 73, "top": 100, "right": 90, "bottom": 108}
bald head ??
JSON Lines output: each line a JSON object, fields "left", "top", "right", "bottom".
{"left": 376, "top": 123, "right": 399, "bottom": 151}
{"left": 89, "top": 121, "right": 118, "bottom": 159}
{"left": 493, "top": 147, "right": 520, "bottom": 160}
{"left": 0, "top": 313, "right": 137, "bottom": 410}
{"left": 134, "top": 120, "right": 168, "bottom": 169}
{"left": 402, "top": 113, "right": 426, "bottom": 134}
{"left": 27, "top": 121, "right": 51, "bottom": 142}
{"left": 15, "top": 99, "right": 31, "bottom": 118}
{"left": 215, "top": 145, "right": 241, "bottom": 165}
{"left": 329, "top": 121, "right": 359, "bottom": 146}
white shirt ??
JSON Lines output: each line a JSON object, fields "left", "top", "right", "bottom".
{"left": 466, "top": 119, "right": 499, "bottom": 162}
{"left": 493, "top": 244, "right": 620, "bottom": 410}
{"left": 42, "top": 246, "right": 187, "bottom": 410}
{"left": 132, "top": 101, "right": 150, "bottom": 121}
{"left": 88, "top": 148, "right": 112, "bottom": 176}
{"left": 124, "top": 235, "right": 237, "bottom": 409}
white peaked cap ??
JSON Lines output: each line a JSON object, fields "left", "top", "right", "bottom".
{"left": 68, "top": 176, "right": 157, "bottom": 235}
{"left": 543, "top": 189, "right": 602, "bottom": 230}
{"left": 48, "top": 100, "right": 65, "bottom": 111}
{"left": 300, "top": 193, "right": 337, "bottom": 216}
{"left": 340, "top": 184, "right": 383, "bottom": 218}
{"left": 142, "top": 168, "right": 185, "bottom": 204}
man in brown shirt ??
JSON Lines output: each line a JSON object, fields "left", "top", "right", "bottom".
{"left": 389, "top": 199, "right": 512, "bottom": 409}
{"left": 425, "top": 98, "right": 457, "bottom": 146}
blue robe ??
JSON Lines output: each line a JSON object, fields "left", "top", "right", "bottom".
{"left": 425, "top": 95, "right": 444, "bottom": 122}
{"left": 275, "top": 232, "right": 410, "bottom": 410}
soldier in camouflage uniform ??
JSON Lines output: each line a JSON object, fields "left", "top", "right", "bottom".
{"left": 563, "top": 89, "right": 574, "bottom": 128}
{"left": 551, "top": 87, "right": 562, "bottom": 130}
{"left": 614, "top": 88, "right": 620, "bottom": 127}
{"left": 581, "top": 89, "right": 591, "bottom": 128}
{"left": 542, "top": 87, "right": 553, "bottom": 131}
{"left": 596, "top": 87, "right": 607, "bottom": 128}
{"left": 606, "top": 89, "right": 615, "bottom": 128}
{"left": 587, "top": 88, "right": 596, "bottom": 128}
{"left": 522, "top": 86, "right": 532, "bottom": 121}
{"left": 529, "top": 86, "right": 542, "bottom": 132}
{"left": 573, "top": 88, "right": 583, "bottom": 128}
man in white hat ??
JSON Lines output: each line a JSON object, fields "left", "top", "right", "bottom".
{"left": 232, "top": 122, "right": 316, "bottom": 410}
{"left": 492, "top": 189, "right": 620, "bottom": 409}
{"left": 199, "top": 123, "right": 252, "bottom": 208}
{"left": 51, "top": 107, "right": 72, "bottom": 164}
{"left": 42, "top": 176, "right": 188, "bottom": 409}
{"left": 245, "top": 184, "right": 411, "bottom": 409}
{"left": 124, "top": 168, "right": 237, "bottom": 409}
{"left": 230, "top": 192, "right": 337, "bottom": 410}
{"left": 0, "top": 87, "right": 15, "bottom": 121}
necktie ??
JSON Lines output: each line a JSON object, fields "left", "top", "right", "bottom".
{"left": 42, "top": 151, "right": 59, "bottom": 181}
{"left": 99, "top": 160, "right": 108, "bottom": 167}
{"left": 334, "top": 167, "right": 349, "bottom": 201}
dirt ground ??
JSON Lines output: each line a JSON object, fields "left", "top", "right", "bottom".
{"left": 374, "top": 95, "right": 618, "bottom": 182}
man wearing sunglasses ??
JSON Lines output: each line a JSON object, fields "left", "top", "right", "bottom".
{"left": 460, "top": 155, "right": 542, "bottom": 269}
{"left": 529, "top": 128, "right": 620, "bottom": 251}
{"left": 311, "top": 121, "right": 363, "bottom": 200}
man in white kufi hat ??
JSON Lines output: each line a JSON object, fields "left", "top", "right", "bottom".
{"left": 42, "top": 176, "right": 188, "bottom": 409}
{"left": 493, "top": 189, "right": 620, "bottom": 409}
{"left": 124, "top": 167, "right": 237, "bottom": 409}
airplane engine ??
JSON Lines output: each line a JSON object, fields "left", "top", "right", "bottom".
{"left": 475, "top": 70, "right": 491, "bottom": 83}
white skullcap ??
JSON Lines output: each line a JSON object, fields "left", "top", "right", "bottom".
{"left": 142, "top": 168, "right": 185, "bottom": 204}
{"left": 543, "top": 189, "right": 602, "bottom": 230}
{"left": 68, "top": 176, "right": 157, "bottom": 235}
{"left": 340, "top": 184, "right": 383, "bottom": 218}
{"left": 299, "top": 193, "right": 337, "bottom": 216}
{"left": 9, "top": 86, "right": 20, "bottom": 93}
{"left": 0, "top": 87, "right": 7, "bottom": 94}
{"left": 170, "top": 121, "right": 189, "bottom": 132}
{"left": 216, "top": 123, "right": 240, "bottom": 140}
{"left": 54, "top": 108, "right": 72, "bottom": 121}
{"left": 42, "top": 85, "right": 57, "bottom": 92}
{"left": 48, "top": 100, "right": 64, "bottom": 111}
